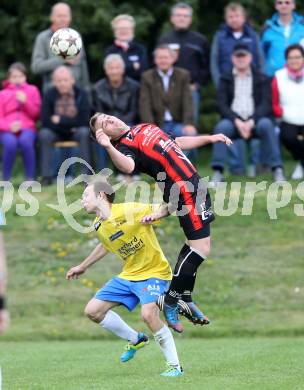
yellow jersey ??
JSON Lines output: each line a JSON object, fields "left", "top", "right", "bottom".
{"left": 94, "top": 202, "right": 172, "bottom": 281}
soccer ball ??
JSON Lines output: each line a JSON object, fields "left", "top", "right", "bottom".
{"left": 50, "top": 28, "right": 82, "bottom": 60}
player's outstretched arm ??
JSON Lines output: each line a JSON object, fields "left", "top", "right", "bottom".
{"left": 66, "top": 244, "right": 108, "bottom": 280}
{"left": 175, "top": 134, "right": 233, "bottom": 151}
{"left": 141, "top": 204, "right": 170, "bottom": 224}
{"left": 95, "top": 129, "right": 135, "bottom": 174}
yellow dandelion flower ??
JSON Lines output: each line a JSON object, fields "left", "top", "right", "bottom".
{"left": 58, "top": 267, "right": 65, "bottom": 273}
{"left": 57, "top": 251, "right": 67, "bottom": 257}
{"left": 46, "top": 270, "right": 53, "bottom": 277}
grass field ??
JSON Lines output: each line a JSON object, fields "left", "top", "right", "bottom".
{"left": 0, "top": 151, "right": 304, "bottom": 388}
{"left": 1, "top": 338, "right": 304, "bottom": 390}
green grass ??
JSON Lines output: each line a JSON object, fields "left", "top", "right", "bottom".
{"left": 1, "top": 338, "right": 304, "bottom": 389}
{"left": 1, "top": 151, "right": 304, "bottom": 340}
{"left": 1, "top": 151, "right": 304, "bottom": 388}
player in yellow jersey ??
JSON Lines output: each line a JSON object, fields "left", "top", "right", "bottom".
{"left": 66, "top": 180, "right": 184, "bottom": 377}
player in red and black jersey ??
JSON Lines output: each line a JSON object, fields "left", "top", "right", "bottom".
{"left": 89, "top": 113, "right": 232, "bottom": 332}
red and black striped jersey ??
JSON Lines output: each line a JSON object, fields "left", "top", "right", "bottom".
{"left": 112, "top": 123, "right": 198, "bottom": 202}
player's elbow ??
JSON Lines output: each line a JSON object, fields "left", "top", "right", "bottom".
{"left": 124, "top": 166, "right": 134, "bottom": 175}
{"left": 123, "top": 160, "right": 135, "bottom": 174}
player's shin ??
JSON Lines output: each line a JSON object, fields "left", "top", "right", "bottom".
{"left": 100, "top": 310, "right": 138, "bottom": 343}
{"left": 164, "top": 244, "right": 205, "bottom": 306}
{"left": 154, "top": 325, "right": 181, "bottom": 371}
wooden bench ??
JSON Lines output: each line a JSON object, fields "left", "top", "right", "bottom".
{"left": 54, "top": 141, "right": 79, "bottom": 148}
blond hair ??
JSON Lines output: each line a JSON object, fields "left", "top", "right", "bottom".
{"left": 111, "top": 14, "right": 135, "bottom": 30}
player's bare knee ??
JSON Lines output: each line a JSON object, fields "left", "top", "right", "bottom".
{"left": 188, "top": 237, "right": 211, "bottom": 258}
{"left": 141, "top": 304, "right": 159, "bottom": 325}
{"left": 84, "top": 303, "right": 105, "bottom": 323}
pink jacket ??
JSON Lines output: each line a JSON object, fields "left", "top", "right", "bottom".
{"left": 0, "top": 81, "right": 41, "bottom": 132}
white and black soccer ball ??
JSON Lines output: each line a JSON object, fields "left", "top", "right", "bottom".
{"left": 50, "top": 28, "right": 82, "bottom": 60}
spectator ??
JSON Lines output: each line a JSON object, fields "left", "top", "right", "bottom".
{"left": 272, "top": 44, "right": 304, "bottom": 179}
{"left": 0, "top": 62, "right": 41, "bottom": 181}
{"left": 31, "top": 2, "right": 90, "bottom": 94}
{"left": 158, "top": 2, "right": 210, "bottom": 124}
{"left": 93, "top": 54, "right": 139, "bottom": 175}
{"left": 211, "top": 2, "right": 264, "bottom": 176}
{"left": 140, "top": 45, "right": 196, "bottom": 138}
{"left": 261, "top": 0, "right": 304, "bottom": 77}
{"left": 210, "top": 43, "right": 285, "bottom": 185}
{"left": 105, "top": 14, "right": 148, "bottom": 82}
{"left": 0, "top": 209, "right": 9, "bottom": 334}
{"left": 39, "top": 66, "right": 91, "bottom": 186}
{"left": 211, "top": 2, "right": 263, "bottom": 86}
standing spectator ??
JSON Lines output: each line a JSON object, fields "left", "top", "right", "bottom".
{"left": 211, "top": 2, "right": 263, "bottom": 86}
{"left": 158, "top": 2, "right": 210, "bottom": 124}
{"left": 272, "top": 44, "right": 304, "bottom": 179}
{"left": 39, "top": 66, "right": 91, "bottom": 186}
{"left": 31, "top": 2, "right": 90, "bottom": 94}
{"left": 210, "top": 43, "right": 285, "bottom": 185}
{"left": 211, "top": 2, "right": 264, "bottom": 176}
{"left": 93, "top": 54, "right": 139, "bottom": 176}
{"left": 105, "top": 15, "right": 148, "bottom": 82}
{"left": 261, "top": 0, "right": 304, "bottom": 77}
{"left": 0, "top": 209, "right": 9, "bottom": 334}
{"left": 140, "top": 45, "right": 196, "bottom": 138}
{"left": 0, "top": 63, "right": 41, "bottom": 181}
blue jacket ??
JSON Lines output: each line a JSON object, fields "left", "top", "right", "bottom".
{"left": 210, "top": 23, "right": 263, "bottom": 86}
{"left": 261, "top": 12, "right": 304, "bottom": 77}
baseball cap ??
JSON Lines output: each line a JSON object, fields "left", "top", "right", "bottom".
{"left": 232, "top": 43, "right": 251, "bottom": 56}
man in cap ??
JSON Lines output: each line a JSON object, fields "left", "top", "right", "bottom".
{"left": 210, "top": 43, "right": 285, "bottom": 184}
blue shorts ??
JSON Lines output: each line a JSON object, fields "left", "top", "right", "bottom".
{"left": 95, "top": 277, "right": 170, "bottom": 311}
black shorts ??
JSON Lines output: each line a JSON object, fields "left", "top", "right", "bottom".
{"left": 174, "top": 174, "right": 215, "bottom": 240}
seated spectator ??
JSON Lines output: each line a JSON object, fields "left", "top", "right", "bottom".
{"left": 158, "top": 2, "right": 210, "bottom": 124}
{"left": 211, "top": 2, "right": 264, "bottom": 176}
{"left": 210, "top": 43, "right": 285, "bottom": 185}
{"left": 31, "top": 2, "right": 90, "bottom": 94}
{"left": 140, "top": 45, "right": 196, "bottom": 138}
{"left": 272, "top": 44, "right": 304, "bottom": 179}
{"left": 261, "top": 0, "right": 304, "bottom": 77}
{"left": 105, "top": 14, "right": 148, "bottom": 82}
{"left": 0, "top": 62, "right": 41, "bottom": 181}
{"left": 93, "top": 54, "right": 139, "bottom": 176}
{"left": 39, "top": 66, "right": 91, "bottom": 186}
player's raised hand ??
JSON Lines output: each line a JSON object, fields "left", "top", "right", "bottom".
{"left": 66, "top": 265, "right": 86, "bottom": 280}
{"left": 210, "top": 134, "right": 233, "bottom": 146}
{"left": 96, "top": 129, "right": 111, "bottom": 148}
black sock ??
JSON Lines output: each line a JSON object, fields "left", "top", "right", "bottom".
{"left": 165, "top": 245, "right": 205, "bottom": 305}
{"left": 182, "top": 271, "right": 197, "bottom": 303}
